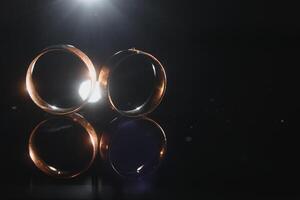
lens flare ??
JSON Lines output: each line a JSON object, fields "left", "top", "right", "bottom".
{"left": 79, "top": 80, "right": 101, "bottom": 103}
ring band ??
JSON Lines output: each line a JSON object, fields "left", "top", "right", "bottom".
{"left": 28, "top": 113, "right": 98, "bottom": 178}
{"left": 26, "top": 45, "right": 97, "bottom": 115}
{"left": 99, "top": 49, "right": 167, "bottom": 117}
{"left": 99, "top": 117, "right": 167, "bottom": 177}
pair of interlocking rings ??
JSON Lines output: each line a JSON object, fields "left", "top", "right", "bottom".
{"left": 26, "top": 45, "right": 167, "bottom": 116}
{"left": 26, "top": 44, "right": 167, "bottom": 178}
{"left": 29, "top": 114, "right": 167, "bottom": 179}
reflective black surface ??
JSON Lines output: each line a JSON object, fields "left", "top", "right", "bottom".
{"left": 2, "top": 0, "right": 300, "bottom": 199}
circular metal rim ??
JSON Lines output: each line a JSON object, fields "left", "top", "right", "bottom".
{"left": 28, "top": 113, "right": 98, "bottom": 179}
{"left": 26, "top": 44, "right": 97, "bottom": 115}
{"left": 99, "top": 117, "right": 167, "bottom": 177}
{"left": 100, "top": 48, "right": 167, "bottom": 117}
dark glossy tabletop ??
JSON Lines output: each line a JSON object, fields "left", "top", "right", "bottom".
{"left": 2, "top": 0, "right": 300, "bottom": 199}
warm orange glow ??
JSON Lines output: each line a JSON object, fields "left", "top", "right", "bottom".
{"left": 160, "top": 149, "right": 165, "bottom": 157}
{"left": 98, "top": 66, "right": 110, "bottom": 88}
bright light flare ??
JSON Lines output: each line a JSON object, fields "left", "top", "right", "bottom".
{"left": 79, "top": 80, "right": 101, "bottom": 103}
{"left": 77, "top": 0, "right": 100, "bottom": 4}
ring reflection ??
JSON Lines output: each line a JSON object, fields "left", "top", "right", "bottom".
{"left": 28, "top": 113, "right": 98, "bottom": 178}
{"left": 99, "top": 117, "right": 167, "bottom": 178}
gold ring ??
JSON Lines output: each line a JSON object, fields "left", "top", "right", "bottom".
{"left": 99, "top": 49, "right": 167, "bottom": 117}
{"left": 26, "top": 45, "right": 97, "bottom": 115}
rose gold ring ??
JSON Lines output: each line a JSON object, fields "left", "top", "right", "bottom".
{"left": 99, "top": 49, "right": 167, "bottom": 117}
{"left": 26, "top": 45, "right": 97, "bottom": 115}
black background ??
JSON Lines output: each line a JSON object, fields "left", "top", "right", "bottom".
{"left": 1, "top": 0, "right": 300, "bottom": 199}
